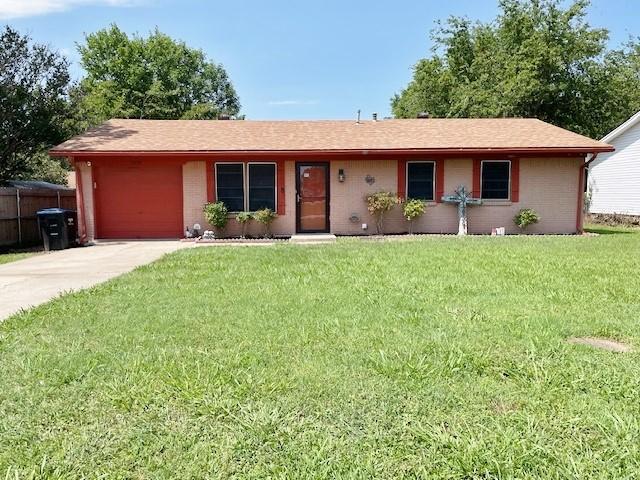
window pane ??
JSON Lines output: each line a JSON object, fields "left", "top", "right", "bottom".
{"left": 481, "top": 161, "right": 510, "bottom": 200}
{"left": 407, "top": 162, "right": 434, "bottom": 201}
{"left": 248, "top": 164, "right": 276, "bottom": 211}
{"left": 216, "top": 164, "right": 244, "bottom": 211}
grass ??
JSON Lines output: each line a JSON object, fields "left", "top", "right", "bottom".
{"left": 0, "top": 251, "right": 35, "bottom": 265}
{"left": 1, "top": 233, "right": 640, "bottom": 478}
{"left": 584, "top": 223, "right": 640, "bottom": 235}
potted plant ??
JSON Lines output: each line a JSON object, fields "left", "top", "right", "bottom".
{"left": 235, "top": 211, "right": 253, "bottom": 238}
{"left": 254, "top": 208, "right": 277, "bottom": 238}
{"left": 366, "top": 191, "right": 401, "bottom": 234}
{"left": 403, "top": 199, "right": 426, "bottom": 234}
{"left": 513, "top": 208, "right": 540, "bottom": 233}
{"left": 203, "top": 201, "right": 229, "bottom": 238}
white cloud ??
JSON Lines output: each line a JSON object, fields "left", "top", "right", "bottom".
{"left": 267, "top": 100, "right": 319, "bottom": 106}
{"left": 0, "top": 0, "right": 143, "bottom": 19}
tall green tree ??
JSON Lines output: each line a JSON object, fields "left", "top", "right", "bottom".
{"left": 74, "top": 25, "right": 241, "bottom": 126}
{"left": 392, "top": 0, "right": 640, "bottom": 139}
{"left": 0, "top": 26, "right": 72, "bottom": 182}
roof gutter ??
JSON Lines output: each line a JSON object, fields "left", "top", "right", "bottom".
{"left": 50, "top": 146, "right": 614, "bottom": 158}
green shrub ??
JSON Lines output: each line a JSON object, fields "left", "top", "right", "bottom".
{"left": 403, "top": 199, "right": 426, "bottom": 234}
{"left": 203, "top": 202, "right": 229, "bottom": 234}
{"left": 235, "top": 211, "right": 253, "bottom": 238}
{"left": 514, "top": 208, "right": 540, "bottom": 231}
{"left": 366, "top": 191, "right": 400, "bottom": 234}
{"left": 253, "top": 208, "right": 277, "bottom": 238}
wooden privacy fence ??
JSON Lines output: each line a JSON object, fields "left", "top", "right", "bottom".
{"left": 0, "top": 188, "right": 76, "bottom": 247}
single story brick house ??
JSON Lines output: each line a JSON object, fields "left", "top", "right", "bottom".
{"left": 50, "top": 118, "right": 612, "bottom": 240}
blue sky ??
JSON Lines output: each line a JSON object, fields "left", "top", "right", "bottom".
{"left": 2, "top": 0, "right": 638, "bottom": 120}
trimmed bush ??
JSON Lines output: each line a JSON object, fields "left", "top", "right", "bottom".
{"left": 403, "top": 199, "right": 427, "bottom": 234}
{"left": 254, "top": 208, "right": 277, "bottom": 238}
{"left": 366, "top": 191, "right": 401, "bottom": 234}
{"left": 514, "top": 208, "right": 540, "bottom": 231}
{"left": 203, "top": 202, "right": 229, "bottom": 236}
{"left": 235, "top": 211, "right": 253, "bottom": 238}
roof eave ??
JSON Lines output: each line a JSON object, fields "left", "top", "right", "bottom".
{"left": 601, "top": 110, "right": 640, "bottom": 143}
{"left": 50, "top": 146, "right": 614, "bottom": 158}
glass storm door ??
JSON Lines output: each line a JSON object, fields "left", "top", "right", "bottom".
{"left": 296, "top": 163, "right": 329, "bottom": 233}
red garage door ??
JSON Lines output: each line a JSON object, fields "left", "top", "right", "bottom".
{"left": 94, "top": 160, "right": 183, "bottom": 239}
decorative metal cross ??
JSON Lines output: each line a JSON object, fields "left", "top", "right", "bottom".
{"left": 442, "top": 185, "right": 482, "bottom": 236}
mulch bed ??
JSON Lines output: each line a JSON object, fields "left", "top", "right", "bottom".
{"left": 182, "top": 237, "right": 289, "bottom": 244}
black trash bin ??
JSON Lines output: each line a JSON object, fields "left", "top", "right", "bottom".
{"left": 36, "top": 208, "right": 78, "bottom": 251}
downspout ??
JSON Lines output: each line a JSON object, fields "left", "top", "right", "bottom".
{"left": 74, "top": 159, "right": 88, "bottom": 244}
{"left": 577, "top": 153, "right": 598, "bottom": 234}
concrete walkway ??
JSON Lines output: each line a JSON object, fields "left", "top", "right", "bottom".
{"left": 0, "top": 241, "right": 189, "bottom": 321}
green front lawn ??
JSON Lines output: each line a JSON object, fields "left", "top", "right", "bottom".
{"left": 2, "top": 233, "right": 640, "bottom": 478}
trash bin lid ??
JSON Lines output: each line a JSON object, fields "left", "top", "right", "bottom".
{"left": 37, "top": 208, "right": 64, "bottom": 214}
{"left": 36, "top": 208, "right": 75, "bottom": 215}
{"left": 37, "top": 208, "right": 73, "bottom": 215}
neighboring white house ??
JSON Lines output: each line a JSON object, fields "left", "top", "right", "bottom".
{"left": 588, "top": 111, "right": 640, "bottom": 216}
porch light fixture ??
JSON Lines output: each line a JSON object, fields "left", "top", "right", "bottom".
{"left": 338, "top": 169, "right": 345, "bottom": 182}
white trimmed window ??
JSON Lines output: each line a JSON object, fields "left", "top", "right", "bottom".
{"left": 216, "top": 163, "right": 277, "bottom": 211}
{"left": 480, "top": 160, "right": 511, "bottom": 200}
{"left": 406, "top": 161, "right": 435, "bottom": 201}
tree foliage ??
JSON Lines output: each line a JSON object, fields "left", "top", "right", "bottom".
{"left": 74, "top": 25, "right": 240, "bottom": 126}
{"left": 0, "top": 26, "right": 72, "bottom": 182}
{"left": 392, "top": 0, "right": 640, "bottom": 138}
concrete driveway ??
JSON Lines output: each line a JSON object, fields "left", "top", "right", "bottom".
{"left": 0, "top": 241, "right": 190, "bottom": 321}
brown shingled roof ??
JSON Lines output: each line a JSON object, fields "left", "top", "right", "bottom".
{"left": 50, "top": 118, "right": 612, "bottom": 155}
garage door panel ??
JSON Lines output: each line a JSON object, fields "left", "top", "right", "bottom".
{"left": 95, "top": 161, "right": 182, "bottom": 239}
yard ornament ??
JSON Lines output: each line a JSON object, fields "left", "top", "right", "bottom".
{"left": 442, "top": 185, "right": 482, "bottom": 236}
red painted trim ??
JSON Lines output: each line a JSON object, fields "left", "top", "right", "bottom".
{"left": 92, "top": 162, "right": 100, "bottom": 239}
{"left": 51, "top": 146, "right": 613, "bottom": 159}
{"left": 472, "top": 159, "right": 481, "bottom": 196}
{"left": 206, "top": 161, "right": 215, "bottom": 203}
{"left": 511, "top": 158, "right": 520, "bottom": 203}
{"left": 276, "top": 159, "right": 285, "bottom": 215}
{"left": 89, "top": 164, "right": 96, "bottom": 238}
{"left": 435, "top": 158, "right": 445, "bottom": 203}
{"left": 397, "top": 159, "right": 407, "bottom": 200}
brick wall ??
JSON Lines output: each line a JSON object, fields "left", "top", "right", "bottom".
{"left": 185, "top": 160, "right": 296, "bottom": 237}
{"left": 469, "top": 157, "right": 582, "bottom": 234}
{"left": 80, "top": 156, "right": 582, "bottom": 239}
{"left": 182, "top": 161, "right": 207, "bottom": 231}
{"left": 77, "top": 162, "right": 95, "bottom": 241}
{"left": 329, "top": 157, "right": 582, "bottom": 235}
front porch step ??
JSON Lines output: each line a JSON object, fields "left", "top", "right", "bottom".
{"left": 289, "top": 234, "right": 337, "bottom": 244}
